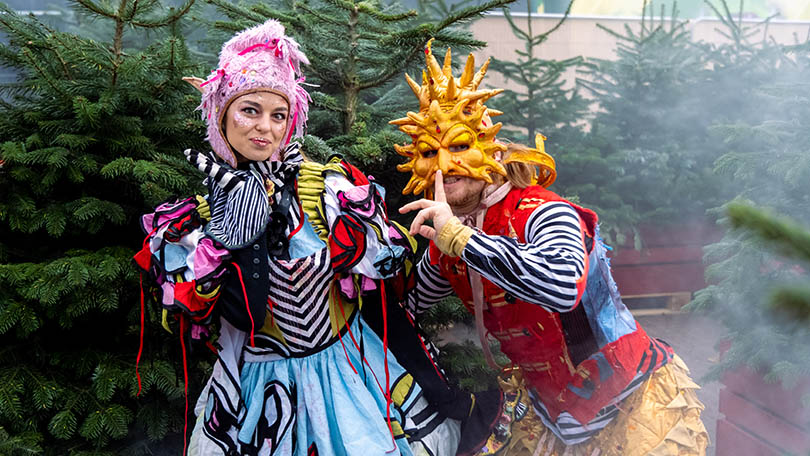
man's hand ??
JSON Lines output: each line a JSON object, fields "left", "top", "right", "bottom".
{"left": 399, "top": 170, "right": 456, "bottom": 241}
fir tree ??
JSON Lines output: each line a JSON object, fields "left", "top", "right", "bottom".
{"left": 488, "top": 0, "right": 586, "bottom": 144}
{"left": 689, "top": 2, "right": 810, "bottom": 391}
{"left": 0, "top": 1, "right": 206, "bottom": 453}
{"left": 551, "top": 0, "right": 729, "bottom": 246}
{"left": 205, "top": 0, "right": 512, "bottom": 133}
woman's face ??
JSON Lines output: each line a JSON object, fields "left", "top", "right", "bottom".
{"left": 223, "top": 91, "right": 289, "bottom": 162}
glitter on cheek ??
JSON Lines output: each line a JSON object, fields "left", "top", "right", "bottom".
{"left": 231, "top": 111, "right": 254, "bottom": 128}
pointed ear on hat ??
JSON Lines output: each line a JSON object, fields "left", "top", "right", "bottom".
{"left": 182, "top": 76, "right": 205, "bottom": 93}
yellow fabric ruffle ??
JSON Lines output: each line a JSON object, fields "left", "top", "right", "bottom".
{"left": 474, "top": 355, "right": 709, "bottom": 456}
{"left": 296, "top": 160, "right": 329, "bottom": 242}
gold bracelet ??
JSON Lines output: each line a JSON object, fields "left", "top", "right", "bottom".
{"left": 435, "top": 217, "right": 474, "bottom": 257}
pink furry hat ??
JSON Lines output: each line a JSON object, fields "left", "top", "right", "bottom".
{"left": 192, "top": 20, "right": 310, "bottom": 167}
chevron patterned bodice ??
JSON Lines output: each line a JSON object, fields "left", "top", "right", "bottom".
{"left": 263, "top": 246, "right": 334, "bottom": 354}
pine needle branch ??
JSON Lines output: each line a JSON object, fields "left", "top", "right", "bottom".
{"left": 357, "top": 4, "right": 417, "bottom": 22}
{"left": 131, "top": 0, "right": 196, "bottom": 28}
{"left": 727, "top": 202, "right": 810, "bottom": 264}
{"left": 436, "top": 0, "right": 514, "bottom": 30}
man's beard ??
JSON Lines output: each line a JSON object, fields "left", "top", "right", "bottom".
{"left": 448, "top": 190, "right": 482, "bottom": 214}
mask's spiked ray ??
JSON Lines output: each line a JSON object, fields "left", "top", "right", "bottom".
{"left": 405, "top": 73, "right": 421, "bottom": 97}
{"left": 442, "top": 47, "right": 453, "bottom": 78}
{"left": 412, "top": 176, "right": 428, "bottom": 195}
{"left": 472, "top": 57, "right": 491, "bottom": 90}
{"left": 428, "top": 99, "right": 444, "bottom": 122}
{"left": 401, "top": 173, "right": 421, "bottom": 195}
{"left": 389, "top": 110, "right": 425, "bottom": 127}
{"left": 446, "top": 73, "right": 458, "bottom": 101}
{"left": 394, "top": 143, "right": 415, "bottom": 158}
{"left": 400, "top": 124, "right": 421, "bottom": 136}
{"left": 425, "top": 40, "right": 444, "bottom": 84}
{"left": 459, "top": 54, "right": 476, "bottom": 87}
{"left": 465, "top": 88, "right": 503, "bottom": 104}
{"left": 479, "top": 88, "right": 503, "bottom": 104}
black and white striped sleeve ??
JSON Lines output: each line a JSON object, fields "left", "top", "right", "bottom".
{"left": 461, "top": 201, "right": 587, "bottom": 313}
{"left": 184, "top": 149, "right": 245, "bottom": 194}
{"left": 203, "top": 170, "right": 269, "bottom": 249}
{"left": 405, "top": 249, "right": 454, "bottom": 315}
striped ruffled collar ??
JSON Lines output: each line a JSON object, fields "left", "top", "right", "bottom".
{"left": 248, "top": 142, "right": 303, "bottom": 189}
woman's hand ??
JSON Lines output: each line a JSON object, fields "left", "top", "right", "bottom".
{"left": 399, "top": 170, "right": 456, "bottom": 241}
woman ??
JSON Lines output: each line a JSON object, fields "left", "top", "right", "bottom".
{"left": 137, "top": 20, "right": 460, "bottom": 455}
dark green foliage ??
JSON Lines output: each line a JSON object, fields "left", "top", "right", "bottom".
{"left": 419, "top": 296, "right": 473, "bottom": 337}
{"left": 689, "top": 1, "right": 810, "bottom": 391}
{"left": 727, "top": 204, "right": 810, "bottom": 265}
{"left": 0, "top": 0, "right": 206, "bottom": 453}
{"left": 701, "top": 203, "right": 810, "bottom": 393}
{"left": 417, "top": 296, "right": 503, "bottom": 391}
{"left": 436, "top": 341, "right": 504, "bottom": 392}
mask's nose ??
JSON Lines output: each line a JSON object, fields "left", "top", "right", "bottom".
{"left": 436, "top": 147, "right": 451, "bottom": 175}
{"left": 436, "top": 147, "right": 466, "bottom": 177}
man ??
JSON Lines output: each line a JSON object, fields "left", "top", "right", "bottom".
{"left": 392, "top": 41, "right": 709, "bottom": 455}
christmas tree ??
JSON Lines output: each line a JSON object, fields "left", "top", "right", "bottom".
{"left": 488, "top": 0, "right": 587, "bottom": 145}
{"left": 689, "top": 8, "right": 810, "bottom": 391}
{"left": 0, "top": 1, "right": 206, "bottom": 453}
{"left": 554, "top": 1, "right": 731, "bottom": 246}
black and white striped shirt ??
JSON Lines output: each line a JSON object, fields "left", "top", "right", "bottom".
{"left": 406, "top": 201, "right": 586, "bottom": 315}
{"left": 406, "top": 200, "right": 647, "bottom": 444}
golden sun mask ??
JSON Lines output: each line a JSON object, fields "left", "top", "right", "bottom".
{"left": 390, "top": 40, "right": 507, "bottom": 197}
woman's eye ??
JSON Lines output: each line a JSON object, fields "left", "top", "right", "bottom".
{"left": 242, "top": 107, "right": 258, "bottom": 115}
{"left": 449, "top": 144, "right": 470, "bottom": 152}
{"left": 422, "top": 149, "right": 438, "bottom": 158}
{"left": 272, "top": 113, "right": 287, "bottom": 121}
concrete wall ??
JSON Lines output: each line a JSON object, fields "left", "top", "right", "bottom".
{"left": 468, "top": 13, "right": 810, "bottom": 91}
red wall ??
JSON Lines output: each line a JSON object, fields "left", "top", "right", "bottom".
{"left": 608, "top": 219, "right": 722, "bottom": 297}
{"left": 717, "top": 365, "right": 810, "bottom": 456}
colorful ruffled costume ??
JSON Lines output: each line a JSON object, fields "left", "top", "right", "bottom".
{"left": 391, "top": 42, "right": 709, "bottom": 455}
{"left": 135, "top": 20, "right": 462, "bottom": 456}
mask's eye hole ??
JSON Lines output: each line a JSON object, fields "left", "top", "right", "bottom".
{"left": 417, "top": 141, "right": 438, "bottom": 158}
{"left": 449, "top": 133, "right": 472, "bottom": 153}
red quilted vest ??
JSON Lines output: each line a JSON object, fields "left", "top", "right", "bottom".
{"left": 430, "top": 185, "right": 668, "bottom": 424}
